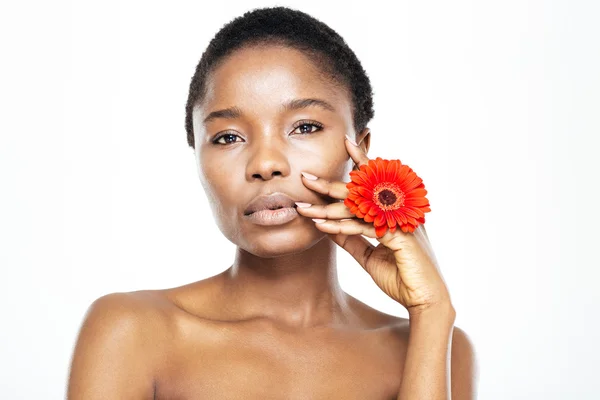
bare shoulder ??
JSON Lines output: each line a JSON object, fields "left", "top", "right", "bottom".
{"left": 344, "top": 294, "right": 477, "bottom": 361}
{"left": 67, "top": 290, "right": 175, "bottom": 399}
{"left": 83, "top": 289, "right": 175, "bottom": 329}
{"left": 450, "top": 325, "right": 479, "bottom": 398}
{"left": 345, "top": 295, "right": 478, "bottom": 395}
{"left": 73, "top": 289, "right": 176, "bottom": 347}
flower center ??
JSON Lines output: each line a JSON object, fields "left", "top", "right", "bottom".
{"left": 378, "top": 189, "right": 396, "bottom": 205}
{"left": 373, "top": 183, "right": 405, "bottom": 210}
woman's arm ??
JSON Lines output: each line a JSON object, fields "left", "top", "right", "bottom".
{"left": 397, "top": 303, "right": 477, "bottom": 400}
{"left": 301, "top": 139, "right": 478, "bottom": 398}
{"left": 67, "top": 292, "right": 157, "bottom": 399}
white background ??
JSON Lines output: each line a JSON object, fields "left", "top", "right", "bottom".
{"left": 1, "top": 0, "right": 599, "bottom": 398}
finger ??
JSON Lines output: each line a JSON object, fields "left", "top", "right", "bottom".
{"left": 312, "top": 217, "right": 378, "bottom": 239}
{"left": 301, "top": 172, "right": 349, "bottom": 200}
{"left": 295, "top": 201, "right": 355, "bottom": 220}
{"left": 329, "top": 232, "right": 375, "bottom": 274}
{"left": 345, "top": 134, "right": 370, "bottom": 169}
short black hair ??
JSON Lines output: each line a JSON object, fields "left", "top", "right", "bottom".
{"left": 184, "top": 6, "right": 375, "bottom": 149}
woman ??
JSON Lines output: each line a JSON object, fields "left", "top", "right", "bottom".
{"left": 67, "top": 6, "right": 477, "bottom": 399}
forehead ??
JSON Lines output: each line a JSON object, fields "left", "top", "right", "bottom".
{"left": 197, "top": 45, "right": 351, "bottom": 119}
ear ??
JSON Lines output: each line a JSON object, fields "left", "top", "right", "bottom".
{"left": 352, "top": 127, "right": 371, "bottom": 171}
{"left": 357, "top": 127, "right": 371, "bottom": 155}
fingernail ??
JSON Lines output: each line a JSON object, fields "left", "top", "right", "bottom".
{"left": 301, "top": 172, "right": 318, "bottom": 180}
{"left": 312, "top": 218, "right": 326, "bottom": 223}
{"left": 345, "top": 134, "right": 358, "bottom": 146}
{"left": 295, "top": 202, "right": 311, "bottom": 208}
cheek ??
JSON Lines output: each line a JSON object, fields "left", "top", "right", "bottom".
{"left": 197, "top": 152, "right": 236, "bottom": 203}
{"left": 298, "top": 131, "right": 346, "bottom": 159}
{"left": 309, "top": 143, "right": 352, "bottom": 180}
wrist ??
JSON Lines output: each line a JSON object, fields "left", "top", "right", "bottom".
{"left": 408, "top": 301, "right": 456, "bottom": 322}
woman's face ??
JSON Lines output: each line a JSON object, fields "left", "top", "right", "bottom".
{"left": 192, "top": 44, "right": 365, "bottom": 257}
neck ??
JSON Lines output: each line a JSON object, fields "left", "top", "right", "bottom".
{"left": 221, "top": 237, "right": 352, "bottom": 328}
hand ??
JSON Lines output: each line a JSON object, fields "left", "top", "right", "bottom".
{"left": 297, "top": 136, "right": 452, "bottom": 315}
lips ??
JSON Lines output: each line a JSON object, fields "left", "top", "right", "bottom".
{"left": 244, "top": 192, "right": 298, "bottom": 216}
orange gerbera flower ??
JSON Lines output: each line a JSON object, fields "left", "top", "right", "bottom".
{"left": 344, "top": 157, "right": 431, "bottom": 238}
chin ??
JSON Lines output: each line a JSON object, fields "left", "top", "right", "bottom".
{"left": 237, "top": 226, "right": 326, "bottom": 258}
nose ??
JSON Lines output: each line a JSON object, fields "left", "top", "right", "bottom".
{"left": 246, "top": 136, "right": 291, "bottom": 181}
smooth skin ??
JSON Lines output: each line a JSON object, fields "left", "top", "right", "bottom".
{"left": 67, "top": 44, "right": 478, "bottom": 399}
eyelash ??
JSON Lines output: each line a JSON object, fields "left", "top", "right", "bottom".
{"left": 211, "top": 120, "right": 324, "bottom": 145}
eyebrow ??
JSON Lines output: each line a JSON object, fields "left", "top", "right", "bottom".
{"left": 202, "top": 98, "right": 336, "bottom": 124}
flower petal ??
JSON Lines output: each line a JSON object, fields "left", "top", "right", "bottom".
{"left": 362, "top": 163, "right": 378, "bottom": 183}
{"left": 358, "top": 201, "right": 372, "bottom": 214}
{"left": 396, "top": 211, "right": 408, "bottom": 224}
{"left": 350, "top": 170, "right": 370, "bottom": 186}
{"left": 376, "top": 224, "right": 388, "bottom": 238}
{"left": 386, "top": 159, "right": 399, "bottom": 182}
{"left": 404, "top": 197, "right": 430, "bottom": 207}
{"left": 374, "top": 212, "right": 386, "bottom": 227}
{"left": 406, "top": 215, "right": 419, "bottom": 226}
{"left": 354, "top": 196, "right": 369, "bottom": 205}
{"left": 385, "top": 211, "right": 396, "bottom": 228}
{"left": 356, "top": 186, "right": 373, "bottom": 199}
{"left": 402, "top": 173, "right": 423, "bottom": 192}
{"left": 405, "top": 188, "right": 428, "bottom": 198}
{"left": 403, "top": 207, "right": 421, "bottom": 219}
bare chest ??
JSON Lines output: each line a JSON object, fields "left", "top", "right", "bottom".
{"left": 154, "top": 319, "right": 405, "bottom": 400}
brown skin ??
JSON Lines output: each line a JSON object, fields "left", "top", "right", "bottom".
{"left": 67, "top": 45, "right": 477, "bottom": 399}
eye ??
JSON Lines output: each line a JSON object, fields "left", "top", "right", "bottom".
{"left": 212, "top": 133, "right": 242, "bottom": 145}
{"left": 292, "top": 120, "right": 324, "bottom": 135}
{"left": 211, "top": 120, "right": 324, "bottom": 146}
